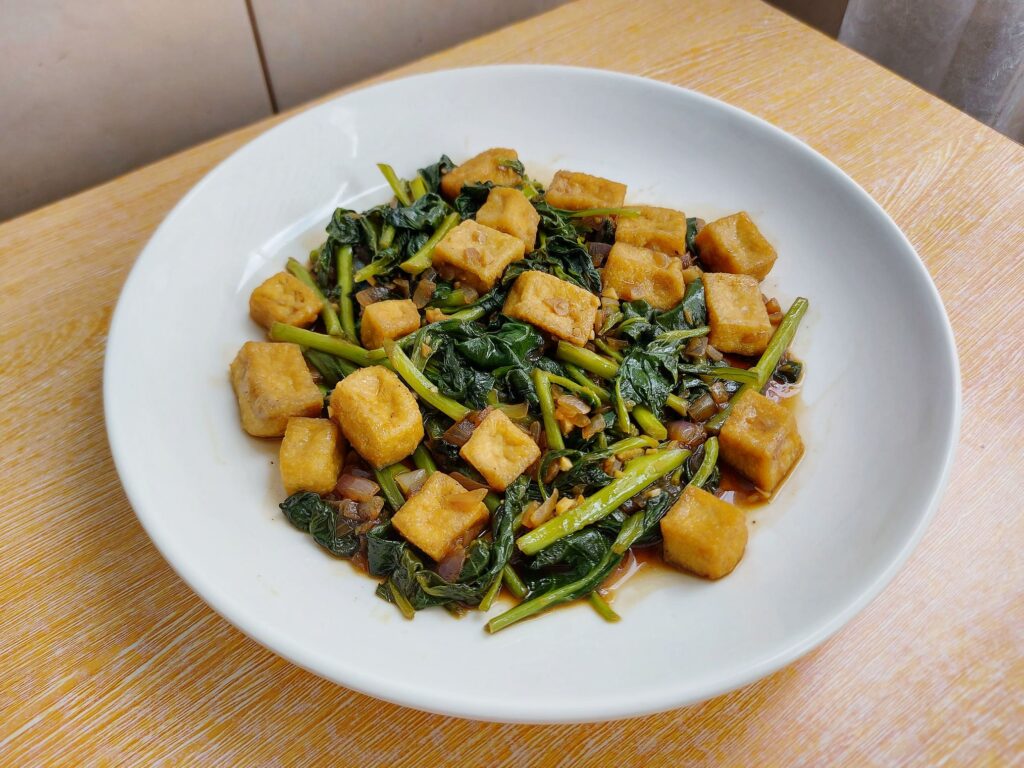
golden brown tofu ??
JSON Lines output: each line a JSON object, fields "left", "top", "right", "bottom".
{"left": 615, "top": 205, "right": 687, "bottom": 256}
{"left": 703, "top": 272, "right": 773, "bottom": 356}
{"left": 695, "top": 212, "right": 777, "bottom": 280}
{"left": 475, "top": 187, "right": 540, "bottom": 252}
{"left": 432, "top": 220, "right": 526, "bottom": 293}
{"left": 460, "top": 409, "right": 541, "bottom": 491}
{"left": 601, "top": 242, "right": 686, "bottom": 310}
{"left": 360, "top": 299, "right": 420, "bottom": 349}
{"left": 439, "top": 148, "right": 522, "bottom": 199}
{"left": 279, "top": 417, "right": 345, "bottom": 495}
{"left": 249, "top": 272, "right": 322, "bottom": 329}
{"left": 391, "top": 472, "right": 490, "bottom": 561}
{"left": 545, "top": 170, "right": 626, "bottom": 211}
{"left": 230, "top": 342, "right": 323, "bottom": 437}
{"left": 328, "top": 366, "right": 423, "bottom": 468}
{"left": 502, "top": 270, "right": 600, "bottom": 347}
{"left": 719, "top": 388, "right": 803, "bottom": 493}
{"left": 660, "top": 485, "right": 747, "bottom": 579}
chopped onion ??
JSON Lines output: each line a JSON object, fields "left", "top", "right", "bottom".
{"left": 523, "top": 490, "right": 559, "bottom": 529}
{"left": 768, "top": 310, "right": 784, "bottom": 325}
{"left": 412, "top": 278, "right": 436, "bottom": 308}
{"left": 705, "top": 344, "right": 724, "bottom": 362}
{"left": 667, "top": 419, "right": 706, "bottom": 448}
{"left": 709, "top": 381, "right": 730, "bottom": 405}
{"left": 528, "top": 420, "right": 542, "bottom": 442}
{"left": 684, "top": 336, "right": 708, "bottom": 358}
{"left": 447, "top": 488, "right": 488, "bottom": 513}
{"left": 588, "top": 242, "right": 612, "bottom": 266}
{"left": 442, "top": 418, "right": 476, "bottom": 447}
{"left": 392, "top": 277, "right": 410, "bottom": 298}
{"left": 581, "top": 413, "right": 606, "bottom": 440}
{"left": 335, "top": 474, "right": 380, "bottom": 501}
{"left": 355, "top": 286, "right": 389, "bottom": 307}
{"left": 331, "top": 498, "right": 360, "bottom": 521}
{"left": 395, "top": 469, "right": 428, "bottom": 497}
{"left": 764, "top": 296, "right": 781, "bottom": 315}
{"left": 450, "top": 472, "right": 490, "bottom": 492}
{"left": 689, "top": 393, "right": 716, "bottom": 422}
{"left": 498, "top": 401, "right": 530, "bottom": 420}
{"left": 460, "top": 285, "right": 479, "bottom": 304}
{"left": 356, "top": 496, "right": 385, "bottom": 522}
{"left": 436, "top": 548, "right": 466, "bottom": 581}
{"left": 556, "top": 394, "right": 591, "bottom": 415}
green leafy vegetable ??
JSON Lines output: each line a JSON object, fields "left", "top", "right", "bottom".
{"left": 281, "top": 492, "right": 359, "bottom": 558}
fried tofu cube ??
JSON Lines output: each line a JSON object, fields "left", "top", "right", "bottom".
{"left": 703, "top": 272, "right": 773, "bottom": 356}
{"left": 230, "top": 342, "right": 323, "bottom": 437}
{"left": 615, "top": 205, "right": 687, "bottom": 256}
{"left": 460, "top": 409, "right": 541, "bottom": 491}
{"left": 432, "top": 220, "right": 526, "bottom": 293}
{"left": 328, "top": 366, "right": 423, "bottom": 468}
{"left": 279, "top": 417, "right": 345, "bottom": 495}
{"left": 695, "top": 212, "right": 777, "bottom": 280}
{"left": 545, "top": 170, "right": 626, "bottom": 211}
{"left": 249, "top": 272, "right": 322, "bottom": 329}
{"left": 439, "top": 147, "right": 522, "bottom": 198}
{"left": 719, "top": 388, "right": 803, "bottom": 493}
{"left": 661, "top": 485, "right": 748, "bottom": 579}
{"left": 391, "top": 472, "right": 490, "bottom": 561}
{"left": 360, "top": 299, "right": 420, "bottom": 349}
{"left": 475, "top": 187, "right": 540, "bottom": 252}
{"left": 602, "top": 242, "right": 686, "bottom": 310}
{"left": 502, "top": 270, "right": 600, "bottom": 346}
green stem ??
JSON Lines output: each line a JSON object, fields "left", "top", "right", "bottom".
{"left": 269, "top": 323, "right": 385, "bottom": 367}
{"left": 377, "top": 163, "right": 412, "bottom": 206}
{"left": 564, "top": 364, "right": 611, "bottom": 403}
{"left": 502, "top": 565, "right": 527, "bottom": 599}
{"left": 594, "top": 338, "right": 624, "bottom": 363}
{"left": 484, "top": 493, "right": 501, "bottom": 513}
{"left": 400, "top": 212, "right": 460, "bottom": 274}
{"left": 379, "top": 224, "right": 396, "bottom": 249}
{"left": 532, "top": 368, "right": 565, "bottom": 450}
{"left": 556, "top": 206, "right": 642, "bottom": 218}
{"left": 409, "top": 175, "right": 428, "bottom": 201}
{"left": 543, "top": 372, "right": 603, "bottom": 409}
{"left": 335, "top": 245, "right": 357, "bottom": 342}
{"left": 517, "top": 448, "right": 689, "bottom": 555}
{"left": 655, "top": 326, "right": 710, "bottom": 342}
{"left": 286, "top": 258, "right": 343, "bottom": 337}
{"left": 608, "top": 435, "right": 659, "bottom": 453}
{"left": 479, "top": 572, "right": 504, "bottom": 612}
{"left": 679, "top": 364, "right": 759, "bottom": 384}
{"left": 690, "top": 436, "right": 719, "bottom": 488}
{"left": 588, "top": 592, "right": 621, "bottom": 622}
{"left": 612, "top": 379, "right": 633, "bottom": 436}
{"left": 375, "top": 465, "right": 406, "bottom": 512}
{"left": 705, "top": 298, "right": 808, "bottom": 433}
{"left": 412, "top": 444, "right": 437, "bottom": 474}
{"left": 632, "top": 405, "right": 667, "bottom": 440}
{"left": 666, "top": 394, "right": 689, "bottom": 416}
{"left": 384, "top": 341, "right": 471, "bottom": 421}
{"left": 555, "top": 342, "right": 619, "bottom": 379}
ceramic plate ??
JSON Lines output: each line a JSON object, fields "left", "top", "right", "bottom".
{"left": 104, "top": 66, "right": 960, "bottom": 722}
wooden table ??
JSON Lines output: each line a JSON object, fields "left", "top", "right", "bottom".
{"left": 2, "top": 0, "right": 1021, "bottom": 764}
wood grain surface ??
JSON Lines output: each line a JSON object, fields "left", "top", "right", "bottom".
{"left": 2, "top": 0, "right": 1022, "bottom": 764}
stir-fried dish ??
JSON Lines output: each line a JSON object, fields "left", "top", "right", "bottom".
{"left": 230, "top": 149, "right": 807, "bottom": 632}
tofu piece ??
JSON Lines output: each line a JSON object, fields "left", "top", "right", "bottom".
{"left": 476, "top": 187, "right": 540, "bottom": 252}
{"left": 391, "top": 472, "right": 490, "bottom": 561}
{"left": 460, "top": 409, "right": 541, "bottom": 491}
{"left": 502, "top": 270, "right": 600, "bottom": 346}
{"left": 279, "top": 417, "right": 345, "bottom": 495}
{"left": 360, "top": 299, "right": 420, "bottom": 349}
{"left": 719, "top": 388, "right": 803, "bottom": 493}
{"left": 328, "top": 366, "right": 424, "bottom": 468}
{"left": 230, "top": 342, "right": 323, "bottom": 437}
{"left": 440, "top": 147, "right": 522, "bottom": 198}
{"left": 249, "top": 272, "right": 322, "bottom": 329}
{"left": 545, "top": 170, "right": 626, "bottom": 211}
{"left": 660, "top": 485, "right": 748, "bottom": 579}
{"left": 601, "top": 242, "right": 686, "bottom": 310}
{"left": 703, "top": 272, "right": 773, "bottom": 356}
{"left": 695, "top": 212, "right": 777, "bottom": 280}
{"left": 432, "top": 220, "right": 526, "bottom": 293}
{"left": 615, "top": 205, "right": 687, "bottom": 256}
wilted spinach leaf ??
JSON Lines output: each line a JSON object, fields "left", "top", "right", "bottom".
{"left": 523, "top": 528, "right": 612, "bottom": 596}
{"left": 685, "top": 216, "right": 699, "bottom": 255}
{"left": 280, "top": 492, "right": 359, "bottom": 558}
{"left": 614, "top": 338, "right": 682, "bottom": 413}
{"left": 383, "top": 193, "right": 448, "bottom": 231}
{"left": 418, "top": 155, "right": 455, "bottom": 194}
{"left": 532, "top": 199, "right": 578, "bottom": 240}
{"left": 452, "top": 182, "right": 494, "bottom": 219}
{"left": 506, "top": 235, "right": 601, "bottom": 294}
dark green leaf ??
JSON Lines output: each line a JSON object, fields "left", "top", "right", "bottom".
{"left": 383, "top": 193, "right": 448, "bottom": 231}
{"left": 418, "top": 155, "right": 456, "bottom": 194}
{"left": 452, "top": 182, "right": 494, "bottom": 219}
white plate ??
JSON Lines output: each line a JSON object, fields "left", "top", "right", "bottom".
{"left": 104, "top": 66, "right": 960, "bottom": 723}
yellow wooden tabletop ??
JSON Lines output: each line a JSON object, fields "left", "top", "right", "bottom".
{"left": 2, "top": 0, "right": 1022, "bottom": 764}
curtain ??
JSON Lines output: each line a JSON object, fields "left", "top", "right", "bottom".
{"left": 839, "top": 0, "right": 1024, "bottom": 141}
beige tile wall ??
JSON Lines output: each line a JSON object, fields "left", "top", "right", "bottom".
{"left": 0, "top": 0, "right": 273, "bottom": 222}
{"left": 250, "top": 0, "right": 568, "bottom": 110}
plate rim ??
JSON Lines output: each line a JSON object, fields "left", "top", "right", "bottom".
{"left": 103, "top": 64, "right": 962, "bottom": 723}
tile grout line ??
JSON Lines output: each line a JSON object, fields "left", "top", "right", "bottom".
{"left": 244, "top": 0, "right": 279, "bottom": 113}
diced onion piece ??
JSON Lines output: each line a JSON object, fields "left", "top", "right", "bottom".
{"left": 437, "top": 548, "right": 466, "bottom": 580}
{"left": 522, "top": 490, "right": 559, "bottom": 529}
{"left": 446, "top": 488, "right": 489, "bottom": 513}
{"left": 689, "top": 393, "right": 716, "bottom": 422}
{"left": 667, "top": 419, "right": 706, "bottom": 448}
{"left": 450, "top": 472, "right": 490, "bottom": 492}
{"left": 442, "top": 418, "right": 476, "bottom": 447}
{"left": 705, "top": 345, "right": 724, "bottom": 362}
{"left": 709, "top": 381, "right": 730, "bottom": 405}
{"left": 498, "top": 401, "right": 530, "bottom": 420}
{"left": 460, "top": 286, "right": 479, "bottom": 304}
{"left": 395, "top": 469, "right": 428, "bottom": 497}
{"left": 336, "top": 474, "right": 381, "bottom": 502}
{"left": 581, "top": 413, "right": 606, "bottom": 440}
{"left": 684, "top": 336, "right": 708, "bottom": 358}
{"left": 412, "top": 278, "right": 436, "bottom": 308}
{"left": 356, "top": 286, "right": 389, "bottom": 307}
{"left": 357, "top": 496, "right": 385, "bottom": 521}
{"left": 556, "top": 394, "right": 591, "bottom": 415}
